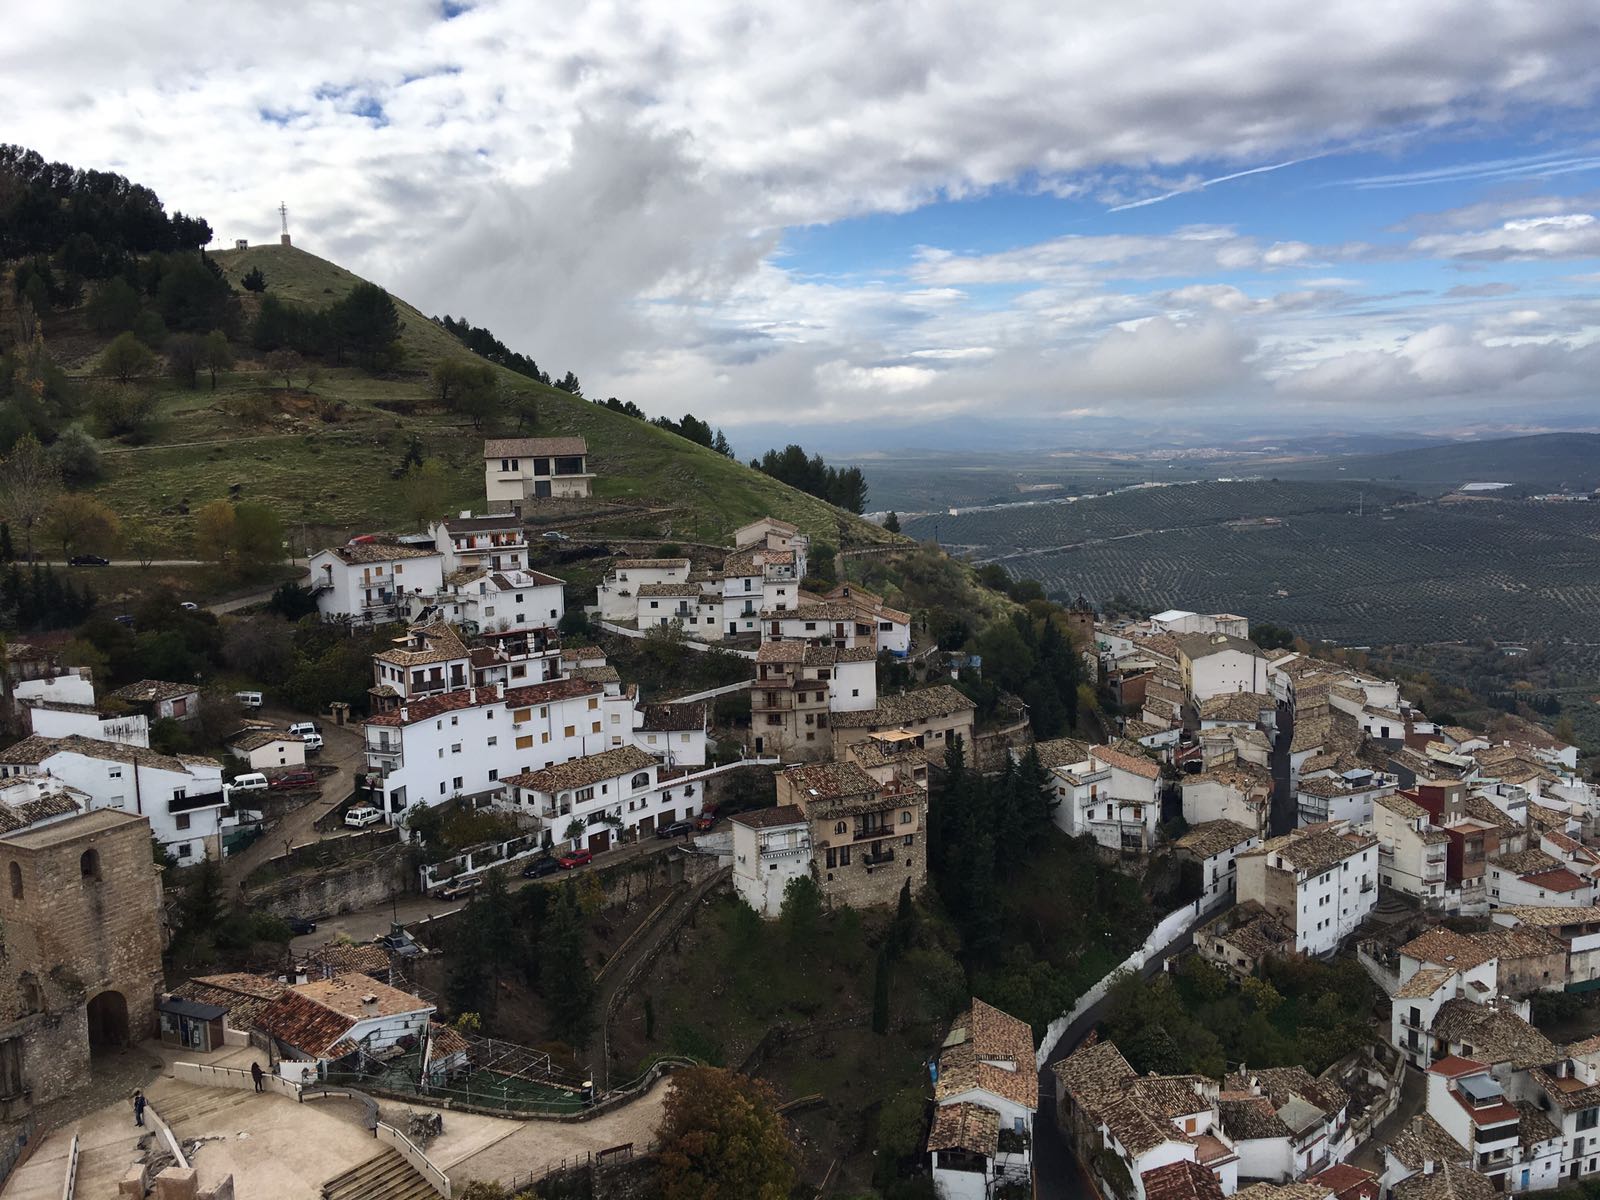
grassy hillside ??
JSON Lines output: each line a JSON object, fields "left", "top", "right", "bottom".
{"left": 59, "top": 243, "right": 891, "bottom": 553}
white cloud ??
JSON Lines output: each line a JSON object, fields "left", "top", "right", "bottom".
{"left": 5, "top": 0, "right": 1600, "bottom": 435}
{"left": 1411, "top": 213, "right": 1600, "bottom": 259}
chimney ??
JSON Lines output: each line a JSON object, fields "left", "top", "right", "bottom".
{"left": 459, "top": 510, "right": 472, "bottom": 520}
{"left": 496, "top": 682, "right": 505, "bottom": 700}
{"left": 400, "top": 706, "right": 409, "bottom": 722}
{"left": 470, "top": 688, "right": 478, "bottom": 705}
{"left": 361, "top": 993, "right": 379, "bottom": 1016}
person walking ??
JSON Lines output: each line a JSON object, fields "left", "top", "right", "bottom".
{"left": 251, "top": 1061, "right": 264, "bottom": 1093}
{"left": 132, "top": 1091, "right": 146, "bottom": 1128}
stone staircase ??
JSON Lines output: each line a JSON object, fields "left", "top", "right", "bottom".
{"left": 321, "top": 1149, "right": 439, "bottom": 1200}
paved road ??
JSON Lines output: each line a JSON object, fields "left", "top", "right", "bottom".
{"left": 46, "top": 559, "right": 208, "bottom": 567}
{"left": 1032, "top": 921, "right": 1205, "bottom": 1200}
{"left": 223, "top": 708, "right": 366, "bottom": 887}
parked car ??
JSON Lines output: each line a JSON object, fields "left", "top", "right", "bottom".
{"left": 268, "top": 770, "right": 319, "bottom": 791}
{"left": 230, "top": 772, "right": 269, "bottom": 792}
{"left": 113, "top": 614, "right": 135, "bottom": 627}
{"left": 344, "top": 806, "right": 383, "bottom": 828}
{"left": 656, "top": 820, "right": 694, "bottom": 839}
{"left": 541, "top": 530, "right": 571, "bottom": 542}
{"left": 557, "top": 848, "right": 593, "bottom": 869}
{"left": 179, "top": 601, "right": 199, "bottom": 611}
{"left": 693, "top": 806, "right": 720, "bottom": 831}
{"left": 521, "top": 855, "right": 561, "bottom": 879}
{"left": 435, "top": 877, "right": 481, "bottom": 901}
{"left": 285, "top": 916, "right": 317, "bottom": 935}
{"left": 288, "top": 721, "right": 323, "bottom": 752}
{"left": 67, "top": 554, "right": 110, "bottom": 567}
{"left": 235, "top": 691, "right": 264, "bottom": 709}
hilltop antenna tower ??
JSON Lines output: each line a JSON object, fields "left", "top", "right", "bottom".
{"left": 279, "top": 202, "right": 291, "bottom": 247}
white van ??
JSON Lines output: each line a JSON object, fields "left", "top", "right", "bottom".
{"left": 344, "top": 806, "right": 384, "bottom": 828}
{"left": 288, "top": 722, "right": 323, "bottom": 752}
{"left": 235, "top": 691, "right": 263, "bottom": 709}
{"left": 231, "top": 772, "right": 269, "bottom": 792}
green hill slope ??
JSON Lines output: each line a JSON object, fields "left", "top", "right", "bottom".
{"left": 69, "top": 243, "right": 889, "bottom": 553}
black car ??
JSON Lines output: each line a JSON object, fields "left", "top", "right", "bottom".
{"left": 656, "top": 820, "right": 694, "bottom": 839}
{"left": 521, "top": 855, "right": 561, "bottom": 879}
{"left": 286, "top": 916, "right": 317, "bottom": 935}
{"left": 67, "top": 554, "right": 110, "bottom": 567}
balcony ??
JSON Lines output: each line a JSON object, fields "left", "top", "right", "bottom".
{"left": 169, "top": 791, "right": 227, "bottom": 814}
{"left": 861, "top": 847, "right": 896, "bottom": 867}
{"left": 367, "top": 742, "right": 403, "bottom": 762}
{"left": 852, "top": 823, "right": 896, "bottom": 842}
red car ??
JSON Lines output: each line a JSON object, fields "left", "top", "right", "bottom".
{"left": 693, "top": 806, "right": 720, "bottom": 831}
{"left": 268, "top": 771, "right": 319, "bottom": 791}
{"left": 557, "top": 848, "right": 593, "bottom": 869}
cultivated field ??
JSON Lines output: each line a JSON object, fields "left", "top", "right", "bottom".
{"left": 1002, "top": 499, "right": 1600, "bottom": 646}
{"left": 904, "top": 479, "right": 1410, "bottom": 556}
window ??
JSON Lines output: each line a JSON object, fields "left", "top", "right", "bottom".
{"left": 542, "top": 732, "right": 551, "bottom": 744}
{"left": 487, "top": 737, "right": 497, "bottom": 747}
{"left": 108, "top": 767, "right": 122, "bottom": 780}
{"left": 838, "top": 846, "right": 852, "bottom": 866}
{"left": 592, "top": 722, "right": 601, "bottom": 734}
{"left": 835, "top": 821, "right": 847, "bottom": 834}
{"left": 631, "top": 773, "right": 650, "bottom": 790}
{"left": 177, "top": 843, "right": 193, "bottom": 858}
{"left": 900, "top": 810, "right": 911, "bottom": 824}
{"left": 588, "top": 698, "right": 599, "bottom": 710}
{"left": 488, "top": 769, "right": 498, "bottom": 782}
{"left": 576, "top": 787, "right": 595, "bottom": 802}
{"left": 1580, "top": 1109, "right": 1599, "bottom": 1132}
{"left": 451, "top": 743, "right": 462, "bottom": 754}
{"left": 516, "top": 735, "right": 533, "bottom": 750}
{"left": 80, "top": 849, "right": 101, "bottom": 880}
{"left": 564, "top": 726, "right": 576, "bottom": 738}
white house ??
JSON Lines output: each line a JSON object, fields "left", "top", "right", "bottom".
{"left": 731, "top": 805, "right": 811, "bottom": 918}
{"left": 0, "top": 776, "right": 88, "bottom": 835}
{"left": 255, "top": 973, "right": 434, "bottom": 1075}
{"left": 228, "top": 728, "right": 307, "bottom": 772}
{"left": 1226, "top": 1066, "right": 1352, "bottom": 1179}
{"left": 416, "top": 567, "right": 565, "bottom": 634}
{"left": 628, "top": 701, "right": 709, "bottom": 766}
{"left": 363, "top": 677, "right": 617, "bottom": 821}
{"left": 1488, "top": 848, "right": 1596, "bottom": 910}
{"left": 1525, "top": 1037, "right": 1600, "bottom": 1185}
{"left": 428, "top": 512, "right": 529, "bottom": 573}
{"left": 1176, "top": 634, "right": 1271, "bottom": 704}
{"left": 1371, "top": 793, "right": 1450, "bottom": 909}
{"left": 1032, "top": 740, "right": 1161, "bottom": 855}
{"left": 930, "top": 999, "right": 1038, "bottom": 1200}
{"left": 310, "top": 542, "right": 445, "bottom": 623}
{"left": 24, "top": 698, "right": 149, "bottom": 747}
{"left": 1175, "top": 819, "right": 1261, "bottom": 906}
{"left": 498, "top": 745, "right": 665, "bottom": 852}
{"left": 483, "top": 436, "right": 593, "bottom": 512}
{"left": 1295, "top": 768, "right": 1398, "bottom": 826}
{"left": 0, "top": 734, "right": 226, "bottom": 863}
{"left": 12, "top": 671, "right": 95, "bottom": 710}
{"left": 1150, "top": 610, "right": 1251, "bottom": 639}
{"left": 1423, "top": 1056, "right": 1562, "bottom": 1194}
{"left": 734, "top": 517, "right": 810, "bottom": 575}
{"left": 1183, "top": 762, "right": 1273, "bottom": 834}
{"left": 1236, "top": 822, "right": 1378, "bottom": 957}
{"left": 600, "top": 558, "right": 691, "bottom": 622}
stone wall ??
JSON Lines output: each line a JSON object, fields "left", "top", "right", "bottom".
{"left": 0, "top": 811, "right": 165, "bottom": 1107}
{"left": 245, "top": 844, "right": 409, "bottom": 920}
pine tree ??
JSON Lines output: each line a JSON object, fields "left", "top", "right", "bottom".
{"left": 884, "top": 511, "right": 900, "bottom": 533}
{"left": 890, "top": 877, "right": 915, "bottom": 957}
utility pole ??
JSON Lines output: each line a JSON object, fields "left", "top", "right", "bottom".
{"left": 279, "top": 202, "right": 292, "bottom": 247}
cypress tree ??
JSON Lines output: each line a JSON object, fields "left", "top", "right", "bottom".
{"left": 872, "top": 947, "right": 891, "bottom": 1034}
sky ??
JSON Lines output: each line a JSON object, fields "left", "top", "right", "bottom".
{"left": 6, "top": 0, "right": 1600, "bottom": 454}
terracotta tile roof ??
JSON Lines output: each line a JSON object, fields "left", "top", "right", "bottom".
{"left": 830, "top": 685, "right": 973, "bottom": 730}
{"left": 110, "top": 679, "right": 198, "bottom": 704}
{"left": 365, "top": 677, "right": 600, "bottom": 726}
{"left": 1187, "top": 761, "right": 1273, "bottom": 792}
{"left": 803, "top": 643, "right": 878, "bottom": 666}
{"left": 1376, "top": 792, "right": 1430, "bottom": 821}
{"left": 1052, "top": 1039, "right": 1136, "bottom": 1100}
{"left": 0, "top": 784, "right": 83, "bottom": 833}
{"left": 173, "top": 973, "right": 288, "bottom": 1028}
{"left": 303, "top": 942, "right": 393, "bottom": 977}
{"left": 1143, "top": 1160, "right": 1225, "bottom": 1200}
{"left": 1176, "top": 819, "right": 1258, "bottom": 859}
{"left": 1091, "top": 744, "right": 1161, "bottom": 780}
{"left": 1200, "top": 901, "right": 1295, "bottom": 959}
{"left": 1513, "top": 1101, "right": 1559, "bottom": 1150}
{"left": 1392, "top": 1162, "right": 1497, "bottom": 1200}
{"left": 1493, "top": 848, "right": 1560, "bottom": 875}
{"left": 1520, "top": 866, "right": 1590, "bottom": 893}
{"left": 1249, "top": 1065, "right": 1348, "bottom": 1121}
{"left": 1242, "top": 826, "right": 1376, "bottom": 875}
{"left": 504, "top": 746, "right": 657, "bottom": 795}
{"left": 427, "top": 1021, "right": 470, "bottom": 1061}
{"left": 1471, "top": 925, "right": 1564, "bottom": 961}
{"left": 637, "top": 582, "right": 705, "bottom": 598}
{"left": 230, "top": 729, "right": 299, "bottom": 752}
{"left": 0, "top": 733, "right": 221, "bottom": 774}
{"left": 638, "top": 702, "right": 706, "bottom": 732}
{"left": 1034, "top": 737, "right": 1092, "bottom": 770}
{"left": 1528, "top": 1065, "right": 1600, "bottom": 1111}
{"left": 1430, "top": 1000, "right": 1559, "bottom": 1069}
{"left": 756, "top": 642, "right": 805, "bottom": 663}
{"left": 1385, "top": 1113, "right": 1469, "bottom": 1171}
{"left": 1394, "top": 967, "right": 1457, "bottom": 1000}
{"left": 730, "top": 805, "right": 807, "bottom": 830}
{"left": 323, "top": 542, "right": 439, "bottom": 565}
{"left": 611, "top": 558, "right": 690, "bottom": 572}
{"left": 1400, "top": 929, "right": 1498, "bottom": 973}
{"left": 256, "top": 973, "right": 431, "bottom": 1060}
{"left": 1199, "top": 692, "right": 1272, "bottom": 722}
{"left": 483, "top": 436, "right": 587, "bottom": 457}
{"left": 1310, "top": 1165, "right": 1375, "bottom": 1200}
{"left": 1176, "top": 632, "right": 1264, "bottom": 661}
{"left": 374, "top": 622, "right": 471, "bottom": 667}
{"left": 1493, "top": 904, "right": 1600, "bottom": 926}
{"left": 927, "top": 1101, "right": 999, "bottom": 1156}
{"left": 1218, "top": 1095, "right": 1293, "bottom": 1140}
{"left": 1461, "top": 795, "right": 1520, "bottom": 832}
{"left": 1235, "top": 1185, "right": 1335, "bottom": 1200}
{"left": 934, "top": 999, "right": 1037, "bottom": 1110}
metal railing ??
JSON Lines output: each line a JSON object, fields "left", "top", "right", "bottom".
{"left": 375, "top": 1121, "right": 452, "bottom": 1198}
{"left": 61, "top": 1133, "right": 78, "bottom": 1200}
